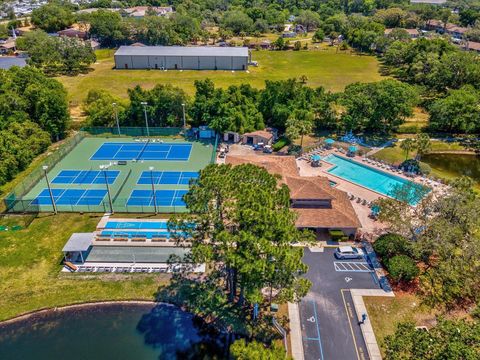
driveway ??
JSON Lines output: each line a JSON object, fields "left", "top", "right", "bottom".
{"left": 299, "top": 247, "right": 381, "bottom": 360}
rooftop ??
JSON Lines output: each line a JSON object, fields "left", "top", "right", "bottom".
{"left": 115, "top": 46, "right": 249, "bottom": 57}
{"left": 62, "top": 233, "right": 94, "bottom": 252}
{"left": 226, "top": 154, "right": 361, "bottom": 229}
{"left": 0, "top": 57, "right": 27, "bottom": 69}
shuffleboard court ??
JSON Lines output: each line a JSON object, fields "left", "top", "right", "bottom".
{"left": 52, "top": 170, "right": 120, "bottom": 185}
{"left": 137, "top": 171, "right": 198, "bottom": 185}
{"left": 127, "top": 189, "right": 188, "bottom": 207}
{"left": 90, "top": 142, "right": 192, "bottom": 161}
{"left": 104, "top": 221, "right": 169, "bottom": 230}
{"left": 31, "top": 188, "right": 107, "bottom": 206}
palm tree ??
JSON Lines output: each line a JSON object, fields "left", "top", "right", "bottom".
{"left": 415, "top": 133, "right": 431, "bottom": 160}
{"left": 285, "top": 109, "right": 314, "bottom": 149}
{"left": 400, "top": 138, "right": 415, "bottom": 160}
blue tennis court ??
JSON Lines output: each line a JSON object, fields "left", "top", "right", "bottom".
{"left": 90, "top": 142, "right": 192, "bottom": 161}
{"left": 100, "top": 230, "right": 171, "bottom": 239}
{"left": 127, "top": 189, "right": 188, "bottom": 207}
{"left": 137, "top": 171, "right": 198, "bottom": 185}
{"left": 32, "top": 188, "right": 108, "bottom": 206}
{"left": 52, "top": 170, "right": 120, "bottom": 185}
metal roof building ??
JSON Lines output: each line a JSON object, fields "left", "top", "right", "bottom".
{"left": 114, "top": 46, "right": 250, "bottom": 70}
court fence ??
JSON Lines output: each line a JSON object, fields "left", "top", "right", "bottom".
{"left": 2, "top": 132, "right": 86, "bottom": 212}
{"left": 81, "top": 126, "right": 183, "bottom": 137}
{"left": 6, "top": 198, "right": 190, "bottom": 214}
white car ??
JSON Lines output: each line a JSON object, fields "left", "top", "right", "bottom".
{"left": 334, "top": 246, "right": 364, "bottom": 260}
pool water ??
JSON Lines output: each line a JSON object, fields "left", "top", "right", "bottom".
{"left": 0, "top": 303, "right": 225, "bottom": 360}
{"left": 324, "top": 154, "right": 428, "bottom": 204}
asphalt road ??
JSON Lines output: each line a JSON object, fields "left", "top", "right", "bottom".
{"left": 299, "top": 247, "right": 381, "bottom": 360}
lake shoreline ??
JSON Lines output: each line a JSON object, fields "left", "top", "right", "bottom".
{"left": 0, "top": 300, "right": 157, "bottom": 326}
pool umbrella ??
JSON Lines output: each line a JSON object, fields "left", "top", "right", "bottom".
{"left": 325, "top": 138, "right": 335, "bottom": 145}
{"left": 311, "top": 154, "right": 321, "bottom": 161}
{"left": 348, "top": 146, "right": 357, "bottom": 153}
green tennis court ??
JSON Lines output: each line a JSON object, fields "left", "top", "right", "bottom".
{"left": 15, "top": 136, "right": 214, "bottom": 213}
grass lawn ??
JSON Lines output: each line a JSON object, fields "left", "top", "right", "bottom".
{"left": 364, "top": 293, "right": 436, "bottom": 356}
{"left": 374, "top": 140, "right": 467, "bottom": 165}
{"left": 0, "top": 213, "right": 165, "bottom": 321}
{"left": 58, "top": 48, "right": 384, "bottom": 106}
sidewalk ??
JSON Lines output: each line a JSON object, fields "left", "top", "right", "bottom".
{"left": 288, "top": 302, "right": 304, "bottom": 360}
{"left": 350, "top": 289, "right": 395, "bottom": 360}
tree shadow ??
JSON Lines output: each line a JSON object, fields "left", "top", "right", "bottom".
{"left": 136, "top": 303, "right": 227, "bottom": 360}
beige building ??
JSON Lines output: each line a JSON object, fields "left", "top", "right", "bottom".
{"left": 226, "top": 154, "right": 361, "bottom": 238}
{"left": 241, "top": 130, "right": 274, "bottom": 146}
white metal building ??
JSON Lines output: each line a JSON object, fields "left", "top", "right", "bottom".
{"left": 114, "top": 46, "right": 250, "bottom": 70}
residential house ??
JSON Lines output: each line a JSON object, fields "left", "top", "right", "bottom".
{"left": 123, "top": 6, "right": 174, "bottom": 18}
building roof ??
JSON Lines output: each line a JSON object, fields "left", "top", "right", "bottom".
{"left": 226, "top": 154, "right": 361, "bottom": 229}
{"left": 285, "top": 176, "right": 334, "bottom": 200}
{"left": 115, "top": 45, "right": 249, "bottom": 57}
{"left": 243, "top": 130, "right": 274, "bottom": 140}
{"left": 57, "top": 28, "right": 87, "bottom": 38}
{"left": 86, "top": 246, "right": 190, "bottom": 263}
{"left": 411, "top": 0, "right": 446, "bottom": 4}
{"left": 384, "top": 28, "right": 419, "bottom": 36}
{"left": 62, "top": 233, "right": 94, "bottom": 252}
{"left": 0, "top": 57, "right": 27, "bottom": 69}
{"left": 464, "top": 41, "right": 480, "bottom": 51}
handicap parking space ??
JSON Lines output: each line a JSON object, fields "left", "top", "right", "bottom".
{"left": 300, "top": 247, "right": 381, "bottom": 360}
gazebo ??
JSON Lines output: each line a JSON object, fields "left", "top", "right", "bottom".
{"left": 325, "top": 138, "right": 335, "bottom": 149}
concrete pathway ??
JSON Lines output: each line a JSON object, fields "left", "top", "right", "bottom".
{"left": 288, "top": 302, "right": 305, "bottom": 360}
{"left": 350, "top": 289, "right": 395, "bottom": 360}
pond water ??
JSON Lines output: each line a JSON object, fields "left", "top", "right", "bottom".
{"left": 0, "top": 303, "right": 226, "bottom": 360}
{"left": 422, "top": 153, "right": 480, "bottom": 185}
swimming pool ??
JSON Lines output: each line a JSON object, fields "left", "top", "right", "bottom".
{"left": 324, "top": 154, "right": 429, "bottom": 204}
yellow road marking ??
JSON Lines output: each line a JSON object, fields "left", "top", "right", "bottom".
{"left": 341, "top": 289, "right": 362, "bottom": 360}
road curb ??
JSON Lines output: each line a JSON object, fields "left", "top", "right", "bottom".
{"left": 350, "top": 289, "right": 395, "bottom": 360}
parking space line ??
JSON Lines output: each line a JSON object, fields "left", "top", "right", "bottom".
{"left": 334, "top": 261, "right": 374, "bottom": 272}
{"left": 341, "top": 289, "right": 361, "bottom": 360}
{"left": 311, "top": 300, "right": 325, "bottom": 360}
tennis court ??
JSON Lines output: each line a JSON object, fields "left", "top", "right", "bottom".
{"left": 52, "top": 170, "right": 120, "bottom": 185}
{"left": 127, "top": 189, "right": 188, "bottom": 207}
{"left": 137, "top": 171, "right": 198, "bottom": 185}
{"left": 31, "top": 189, "right": 107, "bottom": 206}
{"left": 90, "top": 142, "right": 192, "bottom": 161}
{"left": 13, "top": 136, "right": 215, "bottom": 213}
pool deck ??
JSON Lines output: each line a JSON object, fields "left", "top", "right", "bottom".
{"left": 297, "top": 148, "right": 450, "bottom": 237}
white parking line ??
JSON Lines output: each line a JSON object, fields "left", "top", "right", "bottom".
{"left": 334, "top": 262, "right": 373, "bottom": 272}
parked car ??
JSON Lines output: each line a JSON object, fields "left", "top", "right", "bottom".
{"left": 334, "top": 246, "right": 364, "bottom": 260}
{"left": 263, "top": 145, "right": 273, "bottom": 153}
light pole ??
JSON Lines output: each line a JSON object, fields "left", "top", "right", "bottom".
{"left": 100, "top": 164, "right": 114, "bottom": 214}
{"left": 149, "top": 166, "right": 158, "bottom": 214}
{"left": 140, "top": 101, "right": 150, "bottom": 136}
{"left": 42, "top": 165, "right": 57, "bottom": 214}
{"left": 181, "top": 103, "right": 186, "bottom": 128}
{"left": 113, "top": 102, "right": 120, "bottom": 135}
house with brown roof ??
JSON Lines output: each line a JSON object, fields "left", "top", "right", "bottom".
{"left": 384, "top": 28, "right": 420, "bottom": 38}
{"left": 242, "top": 130, "right": 275, "bottom": 146}
{"left": 57, "top": 28, "right": 87, "bottom": 40}
{"left": 226, "top": 154, "right": 361, "bottom": 238}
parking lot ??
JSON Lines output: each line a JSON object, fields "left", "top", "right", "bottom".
{"left": 300, "top": 247, "right": 381, "bottom": 360}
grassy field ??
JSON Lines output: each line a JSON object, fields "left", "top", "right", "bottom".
{"left": 58, "top": 48, "right": 384, "bottom": 106}
{"left": 373, "top": 140, "right": 468, "bottom": 165}
{"left": 364, "top": 294, "right": 436, "bottom": 356}
{"left": 0, "top": 213, "right": 165, "bottom": 321}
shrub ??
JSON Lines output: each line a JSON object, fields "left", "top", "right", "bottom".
{"left": 418, "top": 162, "right": 431, "bottom": 175}
{"left": 272, "top": 136, "right": 290, "bottom": 151}
{"left": 373, "top": 233, "right": 410, "bottom": 259}
{"left": 387, "top": 255, "right": 419, "bottom": 282}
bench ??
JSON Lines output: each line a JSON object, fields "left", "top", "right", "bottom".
{"left": 64, "top": 261, "right": 78, "bottom": 272}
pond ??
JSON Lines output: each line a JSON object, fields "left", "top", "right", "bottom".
{"left": 0, "top": 303, "right": 226, "bottom": 360}
{"left": 422, "top": 153, "right": 480, "bottom": 185}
